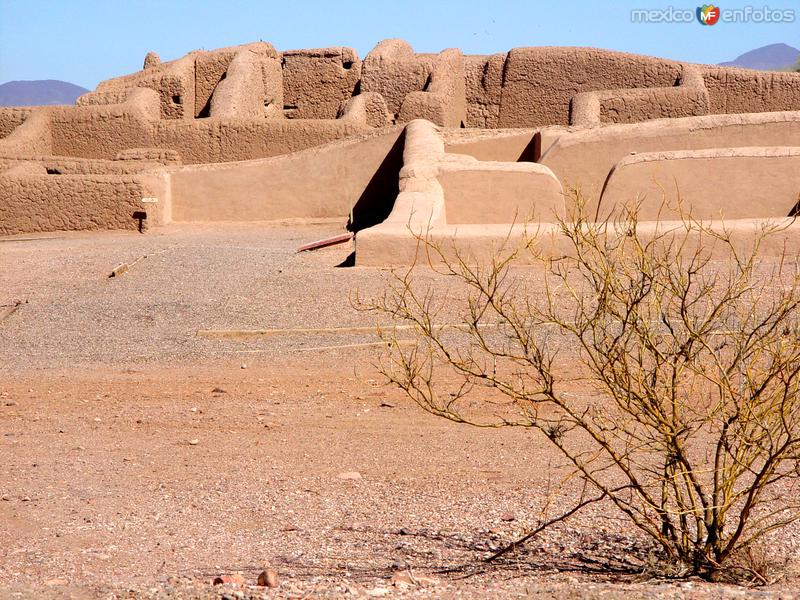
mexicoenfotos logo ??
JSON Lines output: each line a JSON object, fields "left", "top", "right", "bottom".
{"left": 631, "top": 5, "right": 795, "bottom": 23}
{"left": 697, "top": 4, "right": 721, "bottom": 25}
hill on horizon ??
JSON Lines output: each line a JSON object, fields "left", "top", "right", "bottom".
{"left": 719, "top": 43, "right": 800, "bottom": 70}
{"left": 0, "top": 80, "right": 89, "bottom": 107}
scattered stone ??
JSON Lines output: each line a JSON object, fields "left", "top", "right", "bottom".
{"left": 379, "top": 401, "right": 396, "bottom": 408}
{"left": 4, "top": 401, "right": 16, "bottom": 407}
{"left": 257, "top": 568, "right": 279, "bottom": 588}
{"left": 212, "top": 387, "right": 227, "bottom": 394}
{"left": 337, "top": 471, "right": 362, "bottom": 480}
{"left": 398, "top": 527, "right": 411, "bottom": 535}
{"left": 241, "top": 364, "right": 248, "bottom": 369}
{"left": 213, "top": 574, "right": 245, "bottom": 585}
{"left": 44, "top": 578, "right": 68, "bottom": 586}
{"left": 365, "top": 587, "right": 390, "bottom": 597}
{"left": 500, "top": 512, "right": 516, "bottom": 522}
{"left": 188, "top": 439, "right": 199, "bottom": 445}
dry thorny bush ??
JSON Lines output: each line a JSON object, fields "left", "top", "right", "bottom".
{"left": 359, "top": 197, "right": 800, "bottom": 584}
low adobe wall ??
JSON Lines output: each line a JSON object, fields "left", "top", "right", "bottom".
{"left": 169, "top": 126, "right": 404, "bottom": 223}
{"left": 0, "top": 171, "right": 168, "bottom": 236}
{"left": 355, "top": 119, "right": 565, "bottom": 264}
{"left": 598, "top": 147, "right": 800, "bottom": 221}
{"left": 540, "top": 111, "right": 800, "bottom": 200}
{"left": 41, "top": 96, "right": 369, "bottom": 163}
{"left": 570, "top": 66, "right": 709, "bottom": 126}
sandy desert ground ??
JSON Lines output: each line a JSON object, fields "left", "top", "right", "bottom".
{"left": 2, "top": 223, "right": 799, "bottom": 599}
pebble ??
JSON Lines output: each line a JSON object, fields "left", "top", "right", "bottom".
{"left": 500, "top": 512, "right": 516, "bottom": 522}
{"left": 337, "top": 471, "right": 362, "bottom": 480}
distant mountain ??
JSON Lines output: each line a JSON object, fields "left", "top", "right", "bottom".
{"left": 0, "top": 80, "right": 89, "bottom": 106}
{"left": 719, "top": 43, "right": 800, "bottom": 70}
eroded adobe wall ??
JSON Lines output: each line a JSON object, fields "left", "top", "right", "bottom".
{"left": 0, "top": 109, "right": 53, "bottom": 157}
{"left": 702, "top": 67, "right": 800, "bottom": 115}
{"left": 0, "top": 108, "right": 31, "bottom": 139}
{"left": 497, "top": 47, "right": 683, "bottom": 127}
{"left": 49, "top": 99, "right": 157, "bottom": 159}
{"left": 398, "top": 48, "right": 466, "bottom": 127}
{"left": 0, "top": 174, "right": 150, "bottom": 235}
{"left": 209, "top": 43, "right": 283, "bottom": 119}
{"left": 464, "top": 54, "right": 506, "bottom": 128}
{"left": 194, "top": 50, "right": 236, "bottom": 117}
{"left": 361, "top": 39, "right": 433, "bottom": 119}
{"left": 95, "top": 54, "right": 196, "bottom": 120}
{"left": 281, "top": 47, "right": 361, "bottom": 119}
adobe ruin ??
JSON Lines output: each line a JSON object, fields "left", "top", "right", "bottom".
{"left": 2, "top": 39, "right": 800, "bottom": 263}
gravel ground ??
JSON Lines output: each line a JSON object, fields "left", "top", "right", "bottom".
{"left": 1, "top": 223, "right": 799, "bottom": 598}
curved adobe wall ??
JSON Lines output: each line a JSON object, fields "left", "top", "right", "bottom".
{"left": 598, "top": 147, "right": 800, "bottom": 221}
{"left": 540, "top": 111, "right": 800, "bottom": 201}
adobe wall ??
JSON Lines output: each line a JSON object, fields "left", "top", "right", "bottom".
{"left": 95, "top": 54, "right": 196, "bottom": 120}
{"left": 45, "top": 94, "right": 368, "bottom": 163}
{"left": 397, "top": 48, "right": 466, "bottom": 127}
{"left": 703, "top": 66, "right": 800, "bottom": 115}
{"left": 497, "top": 48, "right": 683, "bottom": 127}
{"left": 361, "top": 39, "right": 434, "bottom": 119}
{"left": 209, "top": 44, "right": 283, "bottom": 119}
{"left": 0, "top": 108, "right": 31, "bottom": 139}
{"left": 0, "top": 154, "right": 174, "bottom": 175}
{"left": 540, "top": 111, "right": 800, "bottom": 199}
{"left": 570, "top": 66, "right": 709, "bottom": 126}
{"left": 441, "top": 162, "right": 564, "bottom": 224}
{"left": 0, "top": 109, "right": 53, "bottom": 157}
{"left": 282, "top": 47, "right": 361, "bottom": 119}
{"left": 464, "top": 54, "right": 506, "bottom": 128}
{"left": 169, "top": 126, "right": 403, "bottom": 221}
{"left": 442, "top": 128, "right": 555, "bottom": 162}
{"left": 194, "top": 50, "right": 236, "bottom": 118}
{"left": 598, "top": 147, "right": 800, "bottom": 221}
{"left": 0, "top": 173, "right": 158, "bottom": 236}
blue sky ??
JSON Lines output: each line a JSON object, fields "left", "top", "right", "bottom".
{"left": 0, "top": 0, "right": 798, "bottom": 89}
